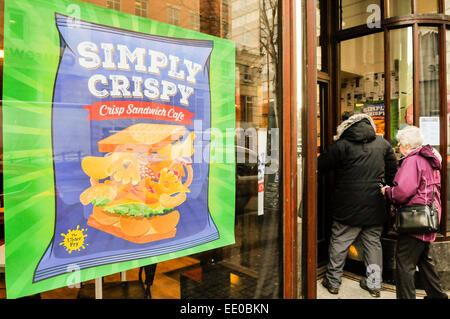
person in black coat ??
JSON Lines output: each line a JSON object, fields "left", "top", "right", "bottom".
{"left": 318, "top": 112, "right": 397, "bottom": 297}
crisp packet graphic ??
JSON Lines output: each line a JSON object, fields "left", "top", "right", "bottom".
{"left": 34, "top": 14, "right": 219, "bottom": 282}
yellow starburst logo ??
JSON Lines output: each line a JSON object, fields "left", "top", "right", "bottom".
{"left": 59, "top": 225, "right": 88, "bottom": 254}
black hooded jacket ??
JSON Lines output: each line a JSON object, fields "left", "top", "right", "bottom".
{"left": 318, "top": 115, "right": 398, "bottom": 226}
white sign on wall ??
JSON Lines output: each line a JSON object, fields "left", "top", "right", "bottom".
{"left": 420, "top": 116, "right": 440, "bottom": 146}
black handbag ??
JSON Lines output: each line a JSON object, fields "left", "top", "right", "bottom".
{"left": 393, "top": 185, "right": 440, "bottom": 234}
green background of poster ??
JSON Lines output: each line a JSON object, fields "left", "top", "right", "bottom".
{"left": 3, "top": 0, "right": 236, "bottom": 299}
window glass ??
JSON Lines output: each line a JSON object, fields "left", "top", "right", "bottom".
{"left": 296, "top": 0, "right": 304, "bottom": 297}
{"left": 135, "top": 0, "right": 148, "bottom": 17}
{"left": 316, "top": 0, "right": 322, "bottom": 70}
{"left": 387, "top": 0, "right": 411, "bottom": 17}
{"left": 167, "top": 4, "right": 180, "bottom": 26}
{"left": 390, "top": 27, "right": 414, "bottom": 145}
{"left": 340, "top": 0, "right": 381, "bottom": 30}
{"left": 340, "top": 32, "right": 385, "bottom": 135}
{"left": 190, "top": 11, "right": 200, "bottom": 32}
{"left": 447, "top": 29, "right": 450, "bottom": 232}
{"left": 416, "top": 0, "right": 439, "bottom": 14}
{"left": 317, "top": 85, "right": 321, "bottom": 151}
{"left": 418, "top": 27, "right": 440, "bottom": 146}
{"left": 107, "top": 0, "right": 121, "bottom": 11}
{"left": 419, "top": 27, "right": 442, "bottom": 229}
{"left": 0, "top": 0, "right": 283, "bottom": 299}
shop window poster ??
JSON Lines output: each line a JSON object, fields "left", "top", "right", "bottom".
{"left": 358, "top": 101, "right": 385, "bottom": 136}
{"left": 3, "top": 0, "right": 235, "bottom": 299}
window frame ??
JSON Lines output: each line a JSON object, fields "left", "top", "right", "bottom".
{"left": 134, "top": 0, "right": 148, "bottom": 18}
{"left": 167, "top": 4, "right": 181, "bottom": 26}
{"left": 106, "top": 0, "right": 121, "bottom": 11}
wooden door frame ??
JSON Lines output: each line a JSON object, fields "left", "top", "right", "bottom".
{"left": 281, "top": 0, "right": 299, "bottom": 299}
{"left": 301, "top": 0, "right": 318, "bottom": 299}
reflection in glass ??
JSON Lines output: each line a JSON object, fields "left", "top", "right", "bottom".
{"left": 419, "top": 27, "right": 440, "bottom": 118}
{"left": 340, "top": 0, "right": 380, "bottom": 30}
{"left": 316, "top": 0, "right": 321, "bottom": 70}
{"left": 296, "top": 0, "right": 304, "bottom": 297}
{"left": 390, "top": 28, "right": 413, "bottom": 145}
{"left": 106, "top": 0, "right": 121, "bottom": 11}
{"left": 340, "top": 32, "right": 385, "bottom": 135}
{"left": 317, "top": 84, "right": 321, "bottom": 152}
{"left": 135, "top": 0, "right": 148, "bottom": 17}
{"left": 447, "top": 29, "right": 450, "bottom": 232}
{"left": 133, "top": 0, "right": 283, "bottom": 299}
{"left": 416, "top": 0, "right": 438, "bottom": 14}
{"left": 387, "top": 0, "right": 411, "bottom": 17}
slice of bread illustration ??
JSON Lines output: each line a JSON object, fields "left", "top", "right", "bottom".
{"left": 98, "top": 123, "right": 186, "bottom": 153}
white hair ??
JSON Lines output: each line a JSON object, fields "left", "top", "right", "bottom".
{"left": 396, "top": 125, "right": 424, "bottom": 149}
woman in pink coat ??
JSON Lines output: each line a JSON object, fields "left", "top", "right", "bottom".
{"left": 381, "top": 126, "right": 448, "bottom": 299}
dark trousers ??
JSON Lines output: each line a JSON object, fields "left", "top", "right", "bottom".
{"left": 395, "top": 235, "right": 448, "bottom": 299}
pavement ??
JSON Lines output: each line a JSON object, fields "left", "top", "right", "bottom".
{"left": 317, "top": 272, "right": 450, "bottom": 299}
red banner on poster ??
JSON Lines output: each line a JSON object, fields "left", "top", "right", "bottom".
{"left": 83, "top": 101, "right": 195, "bottom": 124}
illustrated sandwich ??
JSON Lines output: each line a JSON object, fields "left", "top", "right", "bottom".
{"left": 372, "top": 116, "right": 385, "bottom": 135}
{"left": 79, "top": 123, "right": 195, "bottom": 244}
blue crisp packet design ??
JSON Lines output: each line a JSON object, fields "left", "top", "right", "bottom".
{"left": 34, "top": 14, "right": 219, "bottom": 282}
